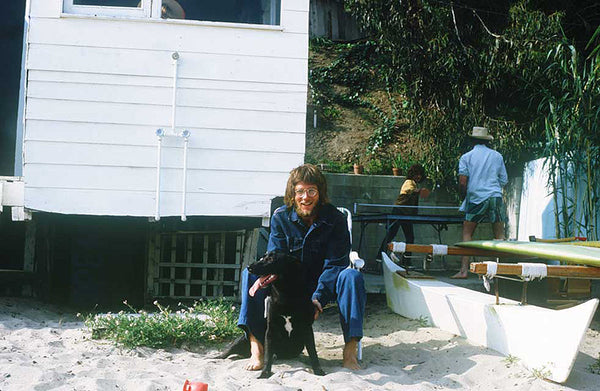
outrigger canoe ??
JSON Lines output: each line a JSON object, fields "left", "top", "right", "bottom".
{"left": 381, "top": 252, "right": 598, "bottom": 383}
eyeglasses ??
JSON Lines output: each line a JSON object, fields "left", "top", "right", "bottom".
{"left": 295, "top": 188, "right": 318, "bottom": 197}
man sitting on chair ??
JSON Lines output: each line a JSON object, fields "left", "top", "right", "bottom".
{"left": 238, "top": 164, "right": 366, "bottom": 370}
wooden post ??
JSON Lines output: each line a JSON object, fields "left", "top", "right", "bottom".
{"left": 521, "top": 281, "right": 528, "bottom": 305}
{"left": 22, "top": 220, "right": 36, "bottom": 297}
{"left": 495, "top": 277, "right": 499, "bottom": 305}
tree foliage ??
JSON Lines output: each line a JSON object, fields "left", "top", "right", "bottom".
{"left": 309, "top": 1, "right": 600, "bottom": 237}
{"left": 339, "top": 0, "right": 575, "bottom": 185}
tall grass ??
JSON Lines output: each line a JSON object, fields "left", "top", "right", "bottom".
{"left": 538, "top": 28, "right": 600, "bottom": 240}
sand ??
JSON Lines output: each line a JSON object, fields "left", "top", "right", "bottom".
{"left": 0, "top": 295, "right": 599, "bottom": 391}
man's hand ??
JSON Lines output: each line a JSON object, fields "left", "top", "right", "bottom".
{"left": 458, "top": 175, "right": 468, "bottom": 199}
{"left": 312, "top": 299, "right": 323, "bottom": 320}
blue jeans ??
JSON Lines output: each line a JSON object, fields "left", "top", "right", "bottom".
{"left": 237, "top": 267, "right": 366, "bottom": 345}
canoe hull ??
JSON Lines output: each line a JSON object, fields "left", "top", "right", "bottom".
{"left": 382, "top": 252, "right": 598, "bottom": 383}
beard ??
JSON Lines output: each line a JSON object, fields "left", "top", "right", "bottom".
{"left": 294, "top": 201, "right": 319, "bottom": 218}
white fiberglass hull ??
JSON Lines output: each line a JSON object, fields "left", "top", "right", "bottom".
{"left": 381, "top": 253, "right": 598, "bottom": 383}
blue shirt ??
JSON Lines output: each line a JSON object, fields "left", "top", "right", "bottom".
{"left": 267, "top": 203, "right": 351, "bottom": 305}
{"left": 458, "top": 144, "right": 508, "bottom": 211}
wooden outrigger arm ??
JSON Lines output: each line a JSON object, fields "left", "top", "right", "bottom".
{"left": 386, "top": 242, "right": 530, "bottom": 258}
{"left": 470, "top": 262, "right": 600, "bottom": 279}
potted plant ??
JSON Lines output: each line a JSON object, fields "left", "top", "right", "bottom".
{"left": 353, "top": 162, "right": 364, "bottom": 175}
{"left": 392, "top": 154, "right": 406, "bottom": 176}
{"left": 353, "top": 153, "right": 364, "bottom": 175}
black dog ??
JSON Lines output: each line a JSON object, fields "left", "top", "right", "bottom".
{"left": 218, "top": 251, "right": 325, "bottom": 378}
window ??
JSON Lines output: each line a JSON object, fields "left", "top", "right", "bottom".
{"left": 169, "top": 0, "right": 280, "bottom": 25}
{"left": 64, "top": 0, "right": 151, "bottom": 17}
{"left": 63, "top": 0, "right": 280, "bottom": 26}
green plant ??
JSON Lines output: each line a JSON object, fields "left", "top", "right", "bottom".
{"left": 588, "top": 354, "right": 600, "bottom": 375}
{"left": 530, "top": 365, "right": 551, "bottom": 379}
{"left": 392, "top": 154, "right": 410, "bottom": 171}
{"left": 416, "top": 315, "right": 429, "bottom": 327}
{"left": 366, "top": 158, "right": 389, "bottom": 175}
{"left": 311, "top": 159, "right": 353, "bottom": 174}
{"left": 322, "top": 106, "right": 340, "bottom": 120}
{"left": 81, "top": 299, "right": 242, "bottom": 349}
{"left": 353, "top": 152, "right": 364, "bottom": 165}
{"left": 503, "top": 355, "right": 520, "bottom": 367}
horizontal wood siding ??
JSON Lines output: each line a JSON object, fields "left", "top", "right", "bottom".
{"left": 25, "top": 142, "right": 298, "bottom": 172}
{"left": 26, "top": 188, "right": 271, "bottom": 216}
{"left": 23, "top": 0, "right": 308, "bottom": 217}
{"left": 25, "top": 120, "right": 305, "bottom": 150}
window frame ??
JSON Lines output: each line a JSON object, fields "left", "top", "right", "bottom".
{"left": 63, "top": 0, "right": 152, "bottom": 18}
{"left": 62, "top": 0, "right": 281, "bottom": 26}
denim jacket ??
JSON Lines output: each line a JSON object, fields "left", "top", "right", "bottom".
{"left": 267, "top": 203, "right": 351, "bottom": 304}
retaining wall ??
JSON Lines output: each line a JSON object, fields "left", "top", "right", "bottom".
{"left": 324, "top": 173, "right": 499, "bottom": 269}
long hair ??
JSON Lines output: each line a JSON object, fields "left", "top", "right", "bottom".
{"left": 406, "top": 164, "right": 426, "bottom": 181}
{"left": 283, "top": 164, "right": 330, "bottom": 207}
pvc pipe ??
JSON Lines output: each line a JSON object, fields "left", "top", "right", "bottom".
{"left": 171, "top": 52, "right": 179, "bottom": 133}
{"left": 155, "top": 128, "right": 165, "bottom": 221}
{"left": 181, "top": 130, "right": 190, "bottom": 221}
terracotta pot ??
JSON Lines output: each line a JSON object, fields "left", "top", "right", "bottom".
{"left": 353, "top": 164, "right": 364, "bottom": 175}
{"left": 392, "top": 167, "right": 401, "bottom": 176}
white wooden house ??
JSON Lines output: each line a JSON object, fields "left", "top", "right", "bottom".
{"left": 18, "top": 0, "right": 307, "bottom": 219}
{"left": 4, "top": 0, "right": 310, "bottom": 305}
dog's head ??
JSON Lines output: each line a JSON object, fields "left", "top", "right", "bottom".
{"left": 247, "top": 251, "right": 300, "bottom": 296}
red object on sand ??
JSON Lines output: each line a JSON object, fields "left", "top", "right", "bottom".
{"left": 183, "top": 379, "right": 208, "bottom": 391}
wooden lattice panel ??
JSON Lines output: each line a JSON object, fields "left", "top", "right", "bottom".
{"left": 149, "top": 230, "right": 244, "bottom": 299}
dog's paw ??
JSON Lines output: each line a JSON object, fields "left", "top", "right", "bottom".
{"left": 258, "top": 370, "right": 273, "bottom": 379}
{"left": 313, "top": 367, "right": 325, "bottom": 376}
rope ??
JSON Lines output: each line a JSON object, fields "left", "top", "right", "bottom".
{"left": 482, "top": 261, "right": 498, "bottom": 292}
{"left": 392, "top": 242, "right": 406, "bottom": 253}
{"left": 431, "top": 244, "right": 448, "bottom": 256}
{"left": 484, "top": 261, "right": 498, "bottom": 278}
{"left": 518, "top": 263, "right": 547, "bottom": 281}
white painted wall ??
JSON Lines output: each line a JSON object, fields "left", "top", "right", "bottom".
{"left": 21, "top": 0, "right": 308, "bottom": 218}
{"left": 518, "top": 159, "right": 556, "bottom": 241}
{"left": 517, "top": 157, "right": 599, "bottom": 241}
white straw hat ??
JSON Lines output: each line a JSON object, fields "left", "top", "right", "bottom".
{"left": 470, "top": 126, "right": 493, "bottom": 140}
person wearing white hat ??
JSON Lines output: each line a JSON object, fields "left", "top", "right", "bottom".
{"left": 451, "top": 127, "right": 508, "bottom": 279}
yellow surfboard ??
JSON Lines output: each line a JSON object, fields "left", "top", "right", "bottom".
{"left": 456, "top": 240, "right": 600, "bottom": 267}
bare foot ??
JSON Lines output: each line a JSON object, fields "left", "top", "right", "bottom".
{"left": 244, "top": 333, "right": 264, "bottom": 371}
{"left": 450, "top": 271, "right": 468, "bottom": 279}
{"left": 342, "top": 338, "right": 361, "bottom": 370}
